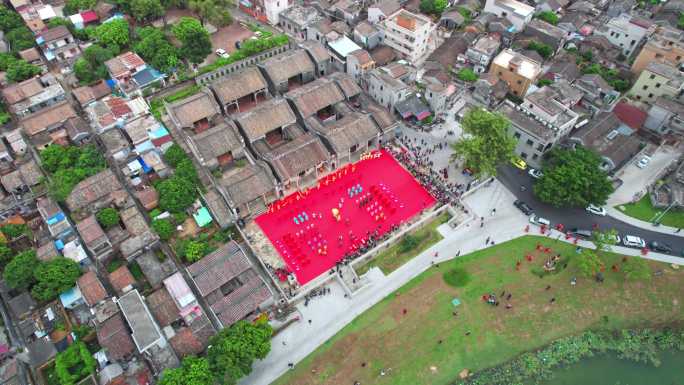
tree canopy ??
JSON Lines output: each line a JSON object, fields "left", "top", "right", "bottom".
{"left": 457, "top": 68, "right": 478, "bottom": 82}
{"left": 96, "top": 208, "right": 120, "bottom": 229}
{"left": 74, "top": 44, "right": 115, "bottom": 84}
{"left": 527, "top": 41, "right": 553, "bottom": 59}
{"left": 172, "top": 17, "right": 212, "bottom": 64}
{"left": 133, "top": 26, "right": 179, "bottom": 73}
{"left": 55, "top": 342, "right": 97, "bottom": 385}
{"left": 130, "top": 0, "right": 164, "bottom": 22}
{"left": 189, "top": 0, "right": 234, "bottom": 27}
{"left": 3, "top": 250, "right": 38, "bottom": 290}
{"left": 94, "top": 18, "right": 130, "bottom": 52}
{"left": 419, "top": 0, "right": 447, "bottom": 15}
{"left": 32, "top": 258, "right": 82, "bottom": 302}
{"left": 533, "top": 147, "right": 614, "bottom": 208}
{"left": 6, "top": 59, "right": 41, "bottom": 83}
{"left": 536, "top": 11, "right": 559, "bottom": 25}
{"left": 152, "top": 218, "right": 174, "bottom": 240}
{"left": 450, "top": 108, "right": 516, "bottom": 178}
{"left": 63, "top": 0, "right": 97, "bottom": 15}
{"left": 207, "top": 319, "right": 273, "bottom": 384}
{"left": 41, "top": 145, "right": 106, "bottom": 201}
{"left": 159, "top": 356, "right": 214, "bottom": 385}
{"left": 575, "top": 250, "right": 603, "bottom": 278}
{"left": 5, "top": 26, "right": 36, "bottom": 51}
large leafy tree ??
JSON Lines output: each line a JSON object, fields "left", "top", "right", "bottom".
{"left": 419, "top": 0, "right": 447, "bottom": 15}
{"left": 0, "top": 242, "right": 13, "bottom": 269}
{"left": 172, "top": 17, "right": 212, "bottom": 64}
{"left": 0, "top": 6, "right": 24, "bottom": 32}
{"left": 450, "top": 108, "right": 516, "bottom": 178}
{"left": 32, "top": 258, "right": 82, "bottom": 302}
{"left": 536, "top": 11, "right": 559, "bottom": 25}
{"left": 575, "top": 250, "right": 603, "bottom": 278}
{"left": 3, "top": 250, "right": 38, "bottom": 290}
{"left": 591, "top": 229, "right": 619, "bottom": 251}
{"left": 5, "top": 26, "right": 36, "bottom": 51}
{"left": 157, "top": 176, "right": 196, "bottom": 213}
{"left": 159, "top": 356, "right": 213, "bottom": 385}
{"left": 73, "top": 44, "right": 115, "bottom": 84}
{"left": 623, "top": 257, "right": 651, "bottom": 281}
{"left": 189, "top": 0, "right": 233, "bottom": 27}
{"left": 94, "top": 19, "right": 130, "bottom": 52}
{"left": 131, "top": 0, "right": 164, "bottom": 22}
{"left": 6, "top": 59, "right": 41, "bottom": 83}
{"left": 207, "top": 319, "right": 273, "bottom": 384}
{"left": 133, "top": 27, "right": 179, "bottom": 73}
{"left": 534, "top": 147, "right": 614, "bottom": 208}
{"left": 96, "top": 208, "right": 120, "bottom": 229}
{"left": 63, "top": 0, "right": 97, "bottom": 15}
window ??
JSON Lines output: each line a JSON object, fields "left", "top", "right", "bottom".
{"left": 630, "top": 40, "right": 636, "bottom": 46}
{"left": 498, "top": 71, "right": 502, "bottom": 76}
{"left": 643, "top": 85, "right": 648, "bottom": 90}
{"left": 636, "top": 95, "right": 641, "bottom": 100}
{"left": 526, "top": 139, "right": 534, "bottom": 146}
{"left": 529, "top": 104, "right": 533, "bottom": 109}
{"left": 536, "top": 144, "right": 544, "bottom": 152}
{"left": 656, "top": 83, "right": 661, "bottom": 88}
{"left": 517, "top": 80, "right": 522, "bottom": 85}
{"left": 514, "top": 132, "right": 521, "bottom": 139}
{"left": 650, "top": 74, "right": 656, "bottom": 80}
{"left": 532, "top": 154, "right": 539, "bottom": 160}
{"left": 677, "top": 56, "right": 682, "bottom": 61}
{"left": 520, "top": 152, "right": 528, "bottom": 159}
{"left": 648, "top": 93, "right": 654, "bottom": 98}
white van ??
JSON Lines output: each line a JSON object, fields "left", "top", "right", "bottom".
{"left": 529, "top": 214, "right": 551, "bottom": 227}
{"left": 622, "top": 235, "right": 646, "bottom": 248}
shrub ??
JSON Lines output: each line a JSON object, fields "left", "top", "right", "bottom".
{"left": 3, "top": 250, "right": 38, "bottom": 290}
{"left": 184, "top": 240, "right": 208, "bottom": 262}
{"left": 457, "top": 68, "right": 479, "bottom": 82}
{"left": 55, "top": 342, "right": 96, "bottom": 385}
{"left": 443, "top": 267, "right": 471, "bottom": 287}
{"left": 398, "top": 234, "right": 420, "bottom": 253}
{"left": 0, "top": 223, "right": 28, "bottom": 239}
{"left": 96, "top": 208, "right": 120, "bottom": 229}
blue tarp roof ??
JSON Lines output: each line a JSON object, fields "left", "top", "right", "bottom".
{"left": 46, "top": 212, "right": 65, "bottom": 225}
{"left": 133, "top": 67, "right": 164, "bottom": 87}
{"left": 193, "top": 207, "right": 213, "bottom": 227}
{"left": 59, "top": 286, "right": 82, "bottom": 308}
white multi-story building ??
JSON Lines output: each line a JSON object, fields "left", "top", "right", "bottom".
{"left": 377, "top": 9, "right": 436, "bottom": 63}
{"left": 264, "top": 0, "right": 290, "bottom": 25}
{"left": 593, "top": 13, "right": 652, "bottom": 57}
{"left": 483, "top": 0, "right": 534, "bottom": 32}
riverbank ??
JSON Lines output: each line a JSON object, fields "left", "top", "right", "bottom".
{"left": 273, "top": 235, "right": 684, "bottom": 385}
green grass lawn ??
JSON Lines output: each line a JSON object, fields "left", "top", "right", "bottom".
{"left": 355, "top": 211, "right": 451, "bottom": 275}
{"left": 616, "top": 195, "right": 684, "bottom": 228}
{"left": 274, "top": 236, "right": 684, "bottom": 385}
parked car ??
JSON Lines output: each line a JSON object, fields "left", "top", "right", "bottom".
{"left": 636, "top": 156, "right": 651, "bottom": 169}
{"left": 567, "top": 228, "right": 593, "bottom": 239}
{"left": 511, "top": 157, "right": 527, "bottom": 170}
{"left": 648, "top": 241, "right": 672, "bottom": 254}
{"left": 586, "top": 204, "right": 607, "bottom": 216}
{"left": 529, "top": 214, "right": 551, "bottom": 226}
{"left": 513, "top": 200, "right": 533, "bottom": 215}
{"left": 622, "top": 235, "right": 646, "bottom": 248}
{"left": 215, "top": 48, "right": 230, "bottom": 59}
{"left": 528, "top": 168, "right": 543, "bottom": 179}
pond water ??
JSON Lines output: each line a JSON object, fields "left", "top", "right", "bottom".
{"left": 541, "top": 351, "right": 684, "bottom": 385}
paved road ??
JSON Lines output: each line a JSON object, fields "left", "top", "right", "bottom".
{"left": 497, "top": 165, "right": 684, "bottom": 254}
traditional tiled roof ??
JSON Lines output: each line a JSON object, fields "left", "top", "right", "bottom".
{"left": 260, "top": 49, "right": 315, "bottom": 85}
{"left": 65, "top": 169, "right": 122, "bottom": 212}
{"left": 2, "top": 77, "right": 43, "bottom": 105}
{"left": 97, "top": 312, "right": 135, "bottom": 361}
{"left": 109, "top": 266, "right": 135, "bottom": 295}
{"left": 210, "top": 274, "right": 272, "bottom": 327}
{"left": 220, "top": 161, "right": 276, "bottom": 207}
{"left": 146, "top": 287, "right": 179, "bottom": 327}
{"left": 285, "top": 77, "right": 346, "bottom": 118}
{"left": 234, "top": 98, "right": 297, "bottom": 142}
{"left": 187, "top": 241, "right": 251, "bottom": 297}
{"left": 20, "top": 101, "right": 76, "bottom": 136}
{"left": 78, "top": 271, "right": 107, "bottom": 306}
{"left": 166, "top": 89, "right": 220, "bottom": 128}
{"left": 328, "top": 72, "right": 362, "bottom": 99}
{"left": 211, "top": 67, "right": 268, "bottom": 106}
{"left": 191, "top": 122, "right": 243, "bottom": 163}
{"left": 258, "top": 132, "right": 330, "bottom": 180}
{"left": 307, "top": 113, "right": 380, "bottom": 154}
{"left": 76, "top": 215, "right": 107, "bottom": 249}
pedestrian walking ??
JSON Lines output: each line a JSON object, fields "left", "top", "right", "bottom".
{"left": 288, "top": 363, "right": 294, "bottom": 369}
{"left": 676, "top": 228, "right": 682, "bottom": 233}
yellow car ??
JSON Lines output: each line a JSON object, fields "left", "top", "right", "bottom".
{"left": 511, "top": 158, "right": 527, "bottom": 170}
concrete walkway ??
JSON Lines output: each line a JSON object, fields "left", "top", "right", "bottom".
{"left": 606, "top": 205, "right": 684, "bottom": 237}
{"left": 240, "top": 181, "right": 683, "bottom": 385}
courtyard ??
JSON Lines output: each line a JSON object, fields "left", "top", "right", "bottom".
{"left": 273, "top": 235, "right": 684, "bottom": 385}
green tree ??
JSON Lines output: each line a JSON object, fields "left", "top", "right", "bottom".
{"left": 163, "top": 143, "right": 188, "bottom": 168}
{"left": 32, "top": 258, "right": 82, "bottom": 302}
{"left": 536, "top": 11, "right": 559, "bottom": 25}
{"left": 207, "top": 319, "right": 273, "bottom": 384}
{"left": 528, "top": 41, "right": 553, "bottom": 59}
{"left": 419, "top": 0, "right": 447, "bottom": 15}
{"left": 131, "top": 0, "right": 164, "bottom": 22}
{"left": 63, "top": 0, "right": 97, "bottom": 15}
{"left": 0, "top": 243, "right": 14, "bottom": 269}
{"left": 172, "top": 17, "right": 212, "bottom": 64}
{"left": 450, "top": 108, "right": 516, "bottom": 178}
{"left": 575, "top": 250, "right": 603, "bottom": 278}
{"left": 55, "top": 342, "right": 96, "bottom": 385}
{"left": 3, "top": 250, "right": 38, "bottom": 290}
{"left": 74, "top": 45, "right": 115, "bottom": 84}
{"left": 0, "top": 52, "right": 17, "bottom": 71}
{"left": 96, "top": 208, "right": 120, "bottom": 229}
{"left": 623, "top": 257, "right": 651, "bottom": 281}
{"left": 159, "top": 356, "right": 213, "bottom": 385}
{"left": 152, "top": 218, "right": 174, "bottom": 240}
{"left": 184, "top": 240, "right": 207, "bottom": 262}
{"left": 679, "top": 13, "right": 684, "bottom": 30}
{"left": 6, "top": 59, "right": 41, "bottom": 83}
{"left": 94, "top": 18, "right": 130, "bottom": 52}
{"left": 0, "top": 6, "right": 23, "bottom": 32}
{"left": 133, "top": 26, "right": 179, "bottom": 73}
{"left": 157, "top": 176, "right": 197, "bottom": 213}
{"left": 6, "top": 26, "right": 36, "bottom": 51}
{"left": 189, "top": 0, "right": 234, "bottom": 27}
{"left": 457, "top": 68, "right": 478, "bottom": 82}
{"left": 533, "top": 147, "right": 614, "bottom": 208}
{"left": 591, "top": 229, "right": 619, "bottom": 251}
